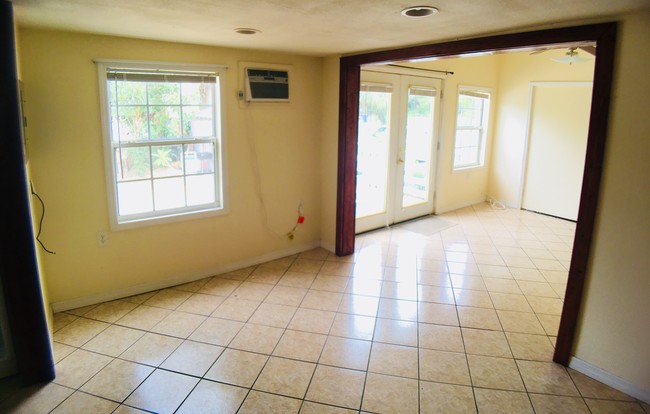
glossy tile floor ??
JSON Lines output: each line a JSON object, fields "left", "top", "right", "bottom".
{"left": 3, "top": 204, "right": 649, "bottom": 413}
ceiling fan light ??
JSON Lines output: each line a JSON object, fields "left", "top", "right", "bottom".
{"left": 552, "top": 48, "right": 591, "bottom": 64}
{"left": 235, "top": 28, "right": 261, "bottom": 35}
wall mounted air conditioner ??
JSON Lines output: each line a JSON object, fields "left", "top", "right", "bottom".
{"left": 245, "top": 68, "right": 289, "bottom": 102}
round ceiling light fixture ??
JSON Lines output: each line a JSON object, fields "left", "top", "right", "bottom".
{"left": 235, "top": 28, "right": 261, "bottom": 35}
{"left": 401, "top": 6, "right": 439, "bottom": 18}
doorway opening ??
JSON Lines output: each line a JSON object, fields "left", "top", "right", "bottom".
{"left": 335, "top": 23, "right": 617, "bottom": 366}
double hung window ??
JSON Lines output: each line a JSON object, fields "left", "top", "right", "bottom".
{"left": 453, "top": 87, "right": 491, "bottom": 170}
{"left": 96, "top": 61, "right": 227, "bottom": 228}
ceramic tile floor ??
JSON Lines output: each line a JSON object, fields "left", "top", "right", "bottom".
{"left": 3, "top": 203, "right": 649, "bottom": 413}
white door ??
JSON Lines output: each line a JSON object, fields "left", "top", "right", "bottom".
{"left": 355, "top": 71, "right": 441, "bottom": 233}
{"left": 522, "top": 83, "right": 592, "bottom": 221}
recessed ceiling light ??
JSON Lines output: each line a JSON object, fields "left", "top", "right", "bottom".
{"left": 401, "top": 6, "right": 439, "bottom": 18}
{"left": 235, "top": 28, "right": 261, "bottom": 35}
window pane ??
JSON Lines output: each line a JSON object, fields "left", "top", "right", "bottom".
{"left": 148, "top": 82, "right": 180, "bottom": 105}
{"left": 182, "top": 83, "right": 213, "bottom": 105}
{"left": 153, "top": 177, "right": 185, "bottom": 211}
{"left": 115, "top": 147, "right": 151, "bottom": 181}
{"left": 185, "top": 143, "right": 215, "bottom": 174}
{"left": 186, "top": 174, "right": 216, "bottom": 206}
{"left": 117, "top": 106, "right": 148, "bottom": 141}
{"left": 403, "top": 89, "right": 435, "bottom": 208}
{"left": 117, "top": 81, "right": 146, "bottom": 105}
{"left": 152, "top": 145, "right": 183, "bottom": 177}
{"left": 108, "top": 81, "right": 117, "bottom": 105}
{"left": 183, "top": 106, "right": 214, "bottom": 138}
{"left": 149, "top": 106, "right": 181, "bottom": 139}
{"left": 356, "top": 90, "right": 391, "bottom": 218}
{"left": 117, "top": 181, "right": 153, "bottom": 215}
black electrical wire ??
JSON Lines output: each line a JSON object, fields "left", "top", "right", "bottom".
{"left": 30, "top": 181, "right": 56, "bottom": 255}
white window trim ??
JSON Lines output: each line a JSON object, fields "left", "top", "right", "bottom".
{"left": 452, "top": 85, "right": 492, "bottom": 172}
{"left": 95, "top": 59, "right": 229, "bottom": 230}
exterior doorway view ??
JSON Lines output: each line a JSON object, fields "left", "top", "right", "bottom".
{"left": 355, "top": 70, "right": 441, "bottom": 233}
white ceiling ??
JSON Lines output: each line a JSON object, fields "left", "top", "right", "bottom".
{"left": 11, "top": 0, "right": 650, "bottom": 56}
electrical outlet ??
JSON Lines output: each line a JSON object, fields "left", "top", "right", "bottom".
{"left": 97, "top": 231, "right": 109, "bottom": 247}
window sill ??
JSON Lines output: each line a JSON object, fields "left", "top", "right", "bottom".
{"left": 111, "top": 206, "right": 228, "bottom": 231}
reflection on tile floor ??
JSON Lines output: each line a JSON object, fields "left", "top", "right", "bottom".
{"left": 3, "top": 204, "right": 648, "bottom": 413}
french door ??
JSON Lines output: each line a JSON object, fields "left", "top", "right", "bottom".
{"left": 355, "top": 70, "right": 441, "bottom": 233}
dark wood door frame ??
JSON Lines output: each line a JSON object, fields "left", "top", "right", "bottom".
{"left": 335, "top": 22, "right": 617, "bottom": 366}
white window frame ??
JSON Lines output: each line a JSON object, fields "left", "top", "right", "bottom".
{"left": 95, "top": 59, "right": 229, "bottom": 230}
{"left": 452, "top": 86, "right": 491, "bottom": 171}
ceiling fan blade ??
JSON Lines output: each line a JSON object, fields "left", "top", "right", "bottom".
{"left": 530, "top": 48, "right": 550, "bottom": 55}
{"left": 579, "top": 45, "right": 597, "bottom": 56}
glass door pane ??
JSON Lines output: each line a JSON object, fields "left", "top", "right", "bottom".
{"left": 402, "top": 87, "right": 435, "bottom": 208}
{"left": 356, "top": 87, "right": 392, "bottom": 218}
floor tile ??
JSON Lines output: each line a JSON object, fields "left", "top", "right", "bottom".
{"left": 516, "top": 360, "right": 580, "bottom": 396}
{"left": 301, "top": 290, "right": 344, "bottom": 311}
{"left": 419, "top": 349, "right": 471, "bottom": 385}
{"left": 124, "top": 369, "right": 199, "bottom": 414}
{"left": 320, "top": 261, "right": 354, "bottom": 277}
{"left": 338, "top": 294, "right": 380, "bottom": 319}
{"left": 299, "top": 401, "right": 357, "bottom": 414}
{"left": 204, "top": 348, "right": 268, "bottom": 387}
{"left": 54, "top": 349, "right": 113, "bottom": 389}
{"left": 278, "top": 271, "right": 317, "bottom": 289}
{"left": 345, "top": 279, "right": 383, "bottom": 297}
{"left": 176, "top": 380, "right": 247, "bottom": 414}
{"left": 319, "top": 336, "right": 371, "bottom": 370}
{"left": 265, "top": 285, "right": 308, "bottom": 306}
{"left": 116, "top": 305, "right": 172, "bottom": 331}
{"left": 51, "top": 391, "right": 118, "bottom": 413}
{"left": 52, "top": 342, "right": 76, "bottom": 363}
{"left": 329, "top": 313, "right": 375, "bottom": 340}
{"left": 253, "top": 356, "right": 316, "bottom": 398}
{"left": 418, "top": 302, "right": 459, "bottom": 326}
{"left": 311, "top": 275, "right": 350, "bottom": 293}
{"left": 176, "top": 293, "right": 225, "bottom": 315}
{"left": 461, "top": 328, "right": 512, "bottom": 358}
{"left": 454, "top": 288, "right": 494, "bottom": 308}
{"left": 377, "top": 298, "right": 418, "bottom": 321}
{"left": 2, "top": 382, "right": 74, "bottom": 414}
{"left": 231, "top": 282, "right": 274, "bottom": 301}
{"left": 529, "top": 393, "right": 590, "bottom": 413}
{"left": 489, "top": 292, "right": 533, "bottom": 312}
{"left": 467, "top": 354, "right": 525, "bottom": 391}
{"left": 419, "top": 381, "right": 476, "bottom": 414}
{"left": 53, "top": 317, "right": 110, "bottom": 347}
{"left": 483, "top": 278, "right": 522, "bottom": 294}
{"left": 211, "top": 297, "right": 260, "bottom": 322}
{"left": 368, "top": 342, "right": 418, "bottom": 378}
{"left": 305, "top": 365, "right": 366, "bottom": 409}
{"left": 120, "top": 332, "right": 182, "bottom": 367}
{"left": 584, "top": 399, "right": 646, "bottom": 414}
{"left": 150, "top": 311, "right": 206, "bottom": 338}
{"left": 373, "top": 318, "right": 418, "bottom": 346}
{"left": 505, "top": 332, "right": 554, "bottom": 361}
{"left": 229, "top": 323, "right": 284, "bottom": 354}
{"left": 159, "top": 340, "right": 224, "bottom": 377}
{"left": 52, "top": 312, "right": 78, "bottom": 332}
{"left": 83, "top": 300, "right": 138, "bottom": 323}
{"left": 239, "top": 390, "right": 302, "bottom": 414}
{"left": 198, "top": 277, "right": 241, "bottom": 296}
{"left": 273, "top": 329, "right": 327, "bottom": 362}
{"left": 497, "top": 310, "right": 545, "bottom": 334}
{"left": 248, "top": 302, "right": 297, "bottom": 328}
{"left": 188, "top": 317, "right": 244, "bottom": 346}
{"left": 172, "top": 277, "right": 211, "bottom": 293}
{"left": 289, "top": 258, "right": 325, "bottom": 273}
{"left": 288, "top": 308, "right": 336, "bottom": 334}
{"left": 80, "top": 359, "right": 153, "bottom": 402}
{"left": 143, "top": 289, "right": 192, "bottom": 310}
{"left": 517, "top": 281, "right": 558, "bottom": 298}
{"left": 450, "top": 275, "right": 486, "bottom": 290}
{"left": 419, "top": 323, "right": 464, "bottom": 352}
{"left": 361, "top": 373, "right": 419, "bottom": 414}
{"left": 81, "top": 325, "right": 145, "bottom": 357}
{"left": 457, "top": 306, "right": 502, "bottom": 330}
{"left": 418, "top": 285, "right": 456, "bottom": 304}
{"left": 474, "top": 388, "right": 534, "bottom": 414}
{"left": 568, "top": 368, "right": 636, "bottom": 401}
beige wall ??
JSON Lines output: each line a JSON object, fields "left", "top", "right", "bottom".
{"left": 411, "top": 56, "right": 500, "bottom": 213}
{"left": 489, "top": 48, "right": 595, "bottom": 207}
{"left": 573, "top": 12, "right": 650, "bottom": 392}
{"left": 19, "top": 29, "right": 323, "bottom": 305}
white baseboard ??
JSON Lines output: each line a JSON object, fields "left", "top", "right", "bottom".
{"left": 320, "top": 240, "right": 335, "bottom": 254}
{"left": 435, "top": 196, "right": 487, "bottom": 215}
{"left": 51, "top": 240, "right": 322, "bottom": 313}
{"left": 569, "top": 357, "right": 650, "bottom": 404}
